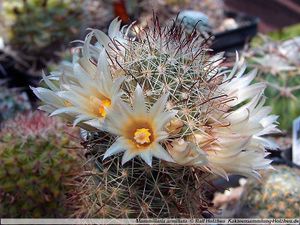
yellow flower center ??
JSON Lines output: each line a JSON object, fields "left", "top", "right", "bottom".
{"left": 89, "top": 96, "right": 111, "bottom": 117}
{"left": 133, "top": 128, "right": 151, "bottom": 145}
{"left": 64, "top": 100, "right": 72, "bottom": 107}
{"left": 98, "top": 99, "right": 111, "bottom": 117}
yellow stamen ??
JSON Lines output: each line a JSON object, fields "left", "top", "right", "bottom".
{"left": 64, "top": 100, "right": 72, "bottom": 107}
{"left": 89, "top": 96, "right": 111, "bottom": 117}
{"left": 98, "top": 99, "right": 111, "bottom": 117}
{"left": 134, "top": 128, "right": 151, "bottom": 145}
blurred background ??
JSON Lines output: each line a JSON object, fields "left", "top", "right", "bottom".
{"left": 0, "top": 0, "right": 299, "bottom": 219}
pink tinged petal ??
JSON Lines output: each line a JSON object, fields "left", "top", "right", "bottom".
{"left": 122, "top": 150, "right": 137, "bottom": 165}
{"left": 140, "top": 151, "right": 153, "bottom": 167}
{"left": 103, "top": 138, "right": 126, "bottom": 160}
{"left": 151, "top": 144, "right": 174, "bottom": 163}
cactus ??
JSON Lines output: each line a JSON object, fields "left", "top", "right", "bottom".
{"left": 263, "top": 73, "right": 300, "bottom": 131}
{"left": 0, "top": 85, "right": 31, "bottom": 123}
{"left": 236, "top": 166, "right": 300, "bottom": 218}
{"left": 32, "top": 18, "right": 279, "bottom": 218}
{"left": 246, "top": 36, "right": 300, "bottom": 131}
{"left": 0, "top": 111, "right": 81, "bottom": 217}
{"left": 72, "top": 132, "right": 215, "bottom": 218}
{"left": 1, "top": 0, "right": 83, "bottom": 71}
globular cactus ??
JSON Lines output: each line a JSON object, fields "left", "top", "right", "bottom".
{"left": 263, "top": 73, "right": 300, "bottom": 131}
{"left": 0, "top": 111, "right": 81, "bottom": 217}
{"left": 1, "top": 0, "right": 83, "bottom": 71}
{"left": 245, "top": 36, "right": 300, "bottom": 131}
{"left": 236, "top": 166, "right": 300, "bottom": 218}
{"left": 33, "top": 18, "right": 279, "bottom": 218}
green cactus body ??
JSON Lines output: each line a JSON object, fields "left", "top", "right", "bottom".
{"left": 246, "top": 36, "right": 300, "bottom": 131}
{"left": 264, "top": 73, "right": 300, "bottom": 130}
{"left": 0, "top": 112, "right": 81, "bottom": 217}
{"left": 2, "top": 0, "right": 83, "bottom": 70}
{"left": 237, "top": 166, "right": 300, "bottom": 218}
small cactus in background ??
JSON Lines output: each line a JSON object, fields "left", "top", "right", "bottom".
{"left": 1, "top": 0, "right": 83, "bottom": 71}
{"left": 0, "top": 84, "right": 31, "bottom": 123}
{"left": 236, "top": 166, "right": 300, "bottom": 218}
{"left": 0, "top": 111, "right": 82, "bottom": 217}
{"left": 245, "top": 36, "right": 300, "bottom": 131}
{"left": 32, "top": 18, "right": 279, "bottom": 218}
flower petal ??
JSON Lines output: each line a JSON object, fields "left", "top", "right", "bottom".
{"left": 140, "top": 151, "right": 153, "bottom": 167}
{"left": 151, "top": 144, "right": 174, "bottom": 163}
{"left": 133, "top": 85, "right": 146, "bottom": 115}
{"left": 122, "top": 150, "right": 137, "bottom": 165}
{"left": 103, "top": 137, "right": 126, "bottom": 160}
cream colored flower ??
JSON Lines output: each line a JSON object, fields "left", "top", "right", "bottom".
{"left": 188, "top": 55, "right": 279, "bottom": 179}
{"left": 161, "top": 54, "right": 279, "bottom": 179}
{"left": 32, "top": 19, "right": 130, "bottom": 131}
{"left": 50, "top": 50, "right": 124, "bottom": 129}
{"left": 81, "top": 18, "right": 131, "bottom": 66}
{"left": 103, "top": 85, "right": 177, "bottom": 166}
